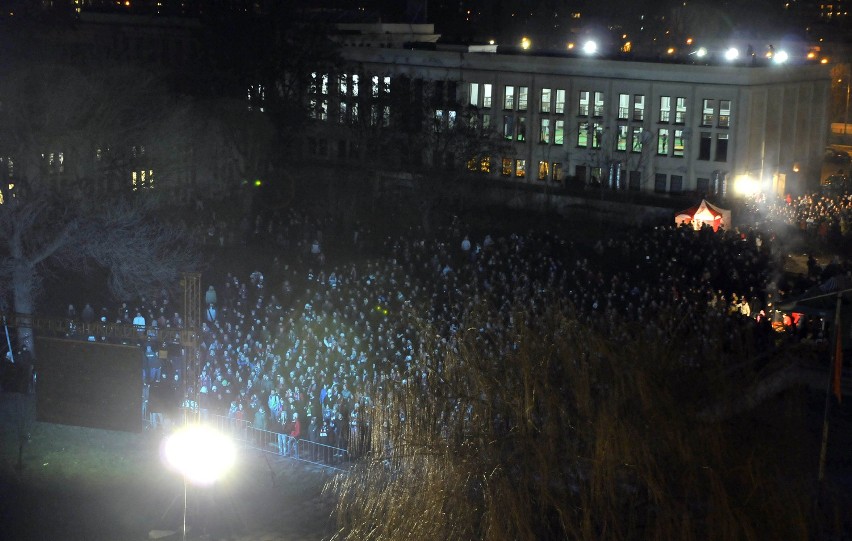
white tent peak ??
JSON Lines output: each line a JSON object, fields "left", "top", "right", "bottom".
{"left": 675, "top": 199, "right": 732, "bottom": 231}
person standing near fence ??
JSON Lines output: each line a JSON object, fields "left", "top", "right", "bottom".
{"left": 288, "top": 412, "right": 301, "bottom": 457}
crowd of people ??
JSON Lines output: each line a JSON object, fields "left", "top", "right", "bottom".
{"left": 24, "top": 192, "right": 852, "bottom": 459}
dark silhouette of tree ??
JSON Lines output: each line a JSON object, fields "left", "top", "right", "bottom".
{"left": 0, "top": 61, "right": 198, "bottom": 352}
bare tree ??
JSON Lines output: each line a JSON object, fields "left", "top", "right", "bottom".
{"left": 0, "top": 188, "right": 197, "bottom": 352}
{"left": 329, "top": 304, "right": 817, "bottom": 540}
{"left": 347, "top": 77, "right": 510, "bottom": 232}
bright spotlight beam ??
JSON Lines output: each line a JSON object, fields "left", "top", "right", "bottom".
{"left": 724, "top": 47, "right": 739, "bottom": 61}
{"left": 163, "top": 425, "right": 236, "bottom": 486}
{"left": 773, "top": 50, "right": 789, "bottom": 64}
{"left": 582, "top": 40, "right": 598, "bottom": 55}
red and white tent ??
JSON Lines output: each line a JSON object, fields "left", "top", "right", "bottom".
{"left": 674, "top": 199, "right": 731, "bottom": 232}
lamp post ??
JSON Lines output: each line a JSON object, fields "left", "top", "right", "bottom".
{"left": 162, "top": 425, "right": 236, "bottom": 540}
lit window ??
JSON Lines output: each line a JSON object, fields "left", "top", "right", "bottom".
{"left": 504, "top": 86, "right": 515, "bottom": 110}
{"left": 702, "top": 99, "right": 715, "bottom": 126}
{"left": 538, "top": 161, "right": 549, "bottom": 181}
{"left": 554, "top": 120, "right": 564, "bottom": 145}
{"left": 577, "top": 122, "right": 589, "bottom": 147}
{"left": 673, "top": 129, "right": 685, "bottom": 157}
{"left": 719, "top": 100, "right": 731, "bottom": 127}
{"left": 540, "top": 88, "right": 552, "bottom": 113}
{"left": 631, "top": 126, "right": 644, "bottom": 152}
{"left": 591, "top": 123, "right": 603, "bottom": 148}
{"left": 515, "top": 159, "right": 526, "bottom": 177}
{"left": 540, "top": 118, "right": 551, "bottom": 143}
{"left": 658, "top": 128, "right": 670, "bottom": 155}
{"left": 578, "top": 91, "right": 589, "bottom": 116}
{"left": 593, "top": 92, "right": 604, "bottom": 117}
{"left": 618, "top": 94, "right": 629, "bottom": 120}
{"left": 555, "top": 89, "right": 566, "bottom": 114}
{"left": 483, "top": 84, "right": 493, "bottom": 107}
{"left": 470, "top": 83, "right": 480, "bottom": 107}
{"left": 552, "top": 162, "right": 563, "bottom": 182}
{"left": 659, "top": 96, "right": 671, "bottom": 123}
{"left": 617, "top": 125, "right": 628, "bottom": 151}
{"left": 633, "top": 95, "right": 645, "bottom": 121}
{"left": 480, "top": 156, "right": 491, "bottom": 173}
{"left": 501, "top": 158, "right": 512, "bottom": 176}
{"left": 675, "top": 97, "right": 687, "bottom": 123}
{"left": 518, "top": 86, "right": 528, "bottom": 111}
{"left": 351, "top": 74, "right": 359, "bottom": 97}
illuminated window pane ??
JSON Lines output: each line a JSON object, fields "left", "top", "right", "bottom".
{"left": 593, "top": 92, "right": 604, "bottom": 117}
{"left": 633, "top": 94, "right": 645, "bottom": 121}
{"left": 483, "top": 84, "right": 493, "bottom": 107}
{"left": 555, "top": 89, "right": 566, "bottom": 114}
{"left": 518, "top": 86, "right": 528, "bottom": 111}
{"left": 673, "top": 129, "right": 685, "bottom": 157}
{"left": 504, "top": 85, "right": 515, "bottom": 110}
{"left": 470, "top": 83, "right": 480, "bottom": 106}
{"left": 501, "top": 158, "right": 512, "bottom": 176}
{"left": 675, "top": 97, "right": 687, "bottom": 123}
{"left": 554, "top": 120, "right": 564, "bottom": 145}
{"left": 540, "top": 88, "right": 552, "bottom": 113}
{"left": 515, "top": 159, "right": 526, "bottom": 177}
{"left": 578, "top": 91, "right": 589, "bottom": 116}
{"left": 660, "top": 96, "right": 671, "bottom": 123}
{"left": 538, "top": 161, "right": 549, "bottom": 181}
{"left": 617, "top": 125, "right": 628, "bottom": 151}
{"left": 577, "top": 122, "right": 589, "bottom": 147}
{"left": 719, "top": 100, "right": 731, "bottom": 127}
{"left": 540, "top": 118, "right": 551, "bottom": 144}
{"left": 618, "top": 94, "right": 629, "bottom": 120}
{"left": 658, "top": 128, "right": 670, "bottom": 155}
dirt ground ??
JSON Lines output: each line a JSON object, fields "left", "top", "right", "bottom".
{"left": 0, "top": 393, "right": 338, "bottom": 541}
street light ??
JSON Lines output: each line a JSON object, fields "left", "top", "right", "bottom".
{"left": 724, "top": 47, "right": 739, "bottom": 61}
{"left": 582, "top": 40, "right": 598, "bottom": 55}
{"left": 773, "top": 50, "right": 789, "bottom": 64}
{"left": 162, "top": 425, "right": 237, "bottom": 540}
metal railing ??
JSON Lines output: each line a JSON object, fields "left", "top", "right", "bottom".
{"left": 176, "top": 409, "right": 352, "bottom": 471}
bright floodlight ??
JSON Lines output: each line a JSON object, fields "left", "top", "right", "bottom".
{"left": 696, "top": 47, "right": 707, "bottom": 58}
{"left": 773, "top": 50, "right": 789, "bottom": 64}
{"left": 164, "top": 425, "right": 236, "bottom": 486}
{"left": 582, "top": 40, "right": 598, "bottom": 55}
{"left": 724, "top": 47, "right": 739, "bottom": 61}
{"left": 733, "top": 175, "right": 760, "bottom": 196}
{"left": 520, "top": 36, "right": 531, "bottom": 50}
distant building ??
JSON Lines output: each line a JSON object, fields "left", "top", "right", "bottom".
{"left": 307, "top": 34, "right": 831, "bottom": 197}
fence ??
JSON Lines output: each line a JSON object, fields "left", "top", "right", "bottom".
{"left": 173, "top": 409, "right": 352, "bottom": 472}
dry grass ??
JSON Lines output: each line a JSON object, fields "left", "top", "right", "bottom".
{"left": 329, "top": 304, "right": 817, "bottom": 541}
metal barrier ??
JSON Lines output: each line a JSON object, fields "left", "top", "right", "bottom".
{"left": 175, "top": 409, "right": 351, "bottom": 471}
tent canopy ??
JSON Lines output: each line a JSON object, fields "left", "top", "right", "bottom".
{"left": 675, "top": 199, "right": 732, "bottom": 231}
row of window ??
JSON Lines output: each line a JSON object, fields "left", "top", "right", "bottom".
{"left": 307, "top": 76, "right": 733, "bottom": 130}
{"left": 471, "top": 83, "right": 732, "bottom": 128}
{"left": 492, "top": 115, "right": 729, "bottom": 161}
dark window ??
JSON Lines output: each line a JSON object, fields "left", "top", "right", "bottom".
{"left": 715, "top": 134, "right": 729, "bottom": 162}
{"left": 670, "top": 175, "right": 683, "bottom": 193}
{"left": 699, "top": 132, "right": 711, "bottom": 161}
{"left": 629, "top": 170, "right": 641, "bottom": 190}
{"left": 696, "top": 177, "right": 710, "bottom": 194}
{"left": 654, "top": 173, "right": 667, "bottom": 193}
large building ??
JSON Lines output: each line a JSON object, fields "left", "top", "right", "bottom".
{"left": 309, "top": 38, "right": 832, "bottom": 197}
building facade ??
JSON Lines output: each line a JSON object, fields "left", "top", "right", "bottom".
{"left": 316, "top": 46, "right": 832, "bottom": 197}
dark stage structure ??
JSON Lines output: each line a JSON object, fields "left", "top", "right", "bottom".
{"left": 35, "top": 337, "right": 142, "bottom": 432}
